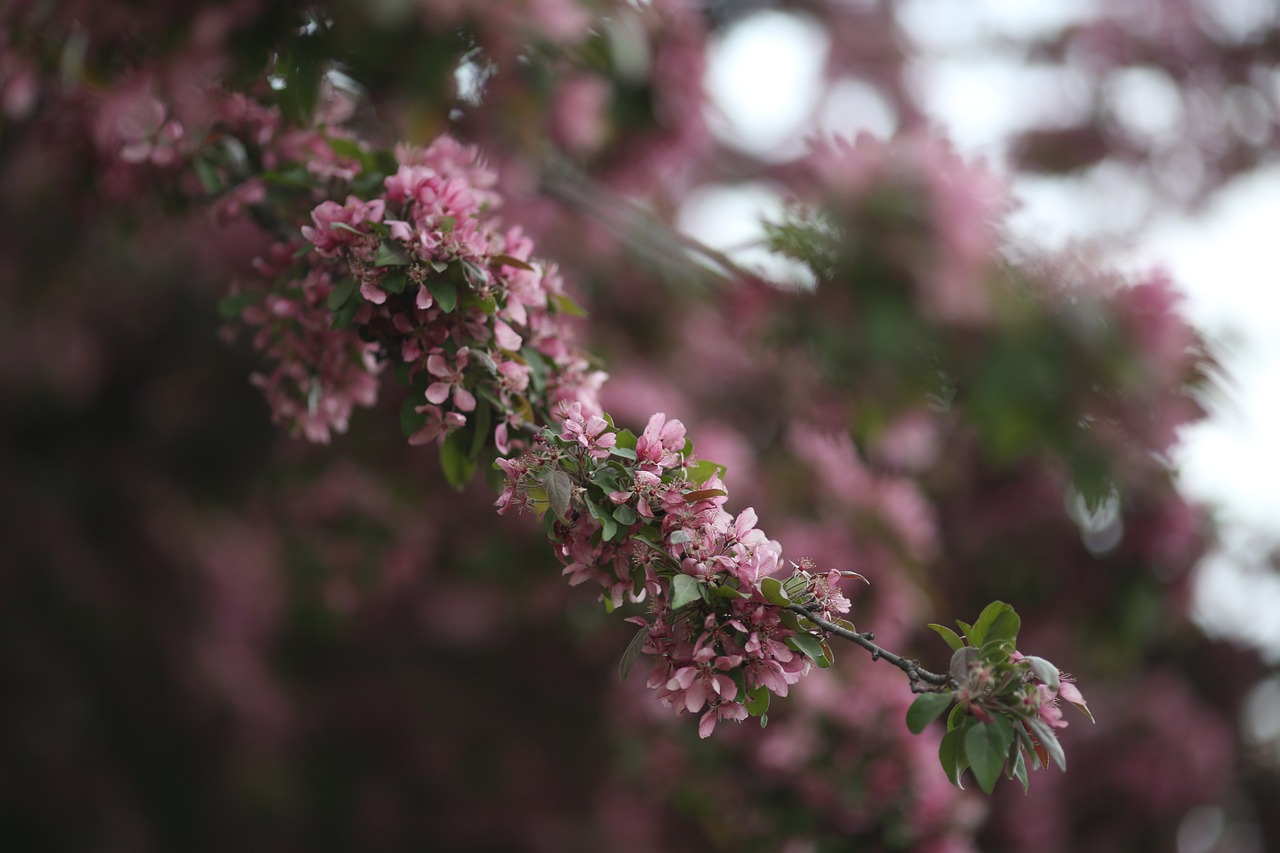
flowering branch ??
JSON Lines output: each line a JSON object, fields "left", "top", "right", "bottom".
{"left": 785, "top": 604, "right": 953, "bottom": 692}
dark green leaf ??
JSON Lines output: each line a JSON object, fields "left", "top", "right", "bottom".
{"left": 965, "top": 716, "right": 1014, "bottom": 794}
{"left": 619, "top": 626, "right": 648, "bottom": 682}
{"left": 440, "top": 429, "right": 476, "bottom": 491}
{"left": 786, "top": 632, "right": 830, "bottom": 667}
{"left": 613, "top": 503, "right": 638, "bottom": 526}
{"left": 382, "top": 272, "right": 407, "bottom": 295}
{"left": 906, "top": 692, "right": 954, "bottom": 734}
{"left": 400, "top": 396, "right": 427, "bottom": 438}
{"left": 426, "top": 279, "right": 458, "bottom": 313}
{"left": 217, "top": 291, "right": 258, "bottom": 319}
{"left": 330, "top": 294, "right": 362, "bottom": 329}
{"left": 326, "top": 277, "right": 358, "bottom": 311}
{"left": 375, "top": 240, "right": 411, "bottom": 267}
{"left": 939, "top": 726, "right": 969, "bottom": 789}
{"left": 970, "top": 601, "right": 1018, "bottom": 647}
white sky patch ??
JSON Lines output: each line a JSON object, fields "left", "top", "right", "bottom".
{"left": 704, "top": 11, "right": 829, "bottom": 160}
{"left": 676, "top": 183, "right": 814, "bottom": 289}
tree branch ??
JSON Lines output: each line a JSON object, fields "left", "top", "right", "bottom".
{"left": 786, "top": 604, "right": 955, "bottom": 693}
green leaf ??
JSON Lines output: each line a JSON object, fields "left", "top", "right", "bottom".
{"left": 1025, "top": 717, "right": 1067, "bottom": 771}
{"left": 939, "top": 726, "right": 969, "bottom": 789}
{"left": 760, "top": 577, "right": 791, "bottom": 606}
{"left": 609, "top": 446, "right": 637, "bottom": 460}
{"left": 612, "top": 503, "right": 638, "bottom": 526}
{"left": 468, "top": 399, "right": 492, "bottom": 461}
{"left": 330, "top": 294, "right": 362, "bottom": 329}
{"left": 906, "top": 692, "right": 954, "bottom": 734}
{"left": 786, "top": 632, "right": 830, "bottom": 667}
{"left": 745, "top": 686, "right": 770, "bottom": 717}
{"left": 381, "top": 271, "right": 407, "bottom": 295}
{"left": 426, "top": 278, "right": 458, "bottom": 313}
{"left": 970, "top": 601, "right": 1019, "bottom": 648}
{"left": 375, "top": 240, "right": 411, "bottom": 267}
{"left": 543, "top": 469, "right": 572, "bottom": 523}
{"left": 600, "top": 513, "right": 619, "bottom": 542}
{"left": 670, "top": 575, "right": 701, "bottom": 610}
{"left": 710, "top": 583, "right": 750, "bottom": 600}
{"left": 928, "top": 623, "right": 966, "bottom": 651}
{"left": 1021, "top": 655, "right": 1060, "bottom": 692}
{"left": 326, "top": 277, "right": 358, "bottom": 311}
{"left": 217, "top": 291, "right": 258, "bottom": 319}
{"left": 493, "top": 252, "right": 536, "bottom": 271}
{"left": 400, "top": 396, "right": 427, "bottom": 438}
{"left": 1008, "top": 742, "right": 1030, "bottom": 793}
{"left": 613, "top": 429, "right": 637, "bottom": 451}
{"left": 685, "top": 459, "right": 728, "bottom": 486}
{"left": 439, "top": 429, "right": 476, "bottom": 491}
{"left": 619, "top": 626, "right": 648, "bottom": 682}
{"left": 979, "top": 638, "right": 1015, "bottom": 663}
{"left": 955, "top": 619, "right": 974, "bottom": 639}
{"left": 549, "top": 291, "right": 589, "bottom": 317}
{"left": 965, "top": 716, "right": 1014, "bottom": 795}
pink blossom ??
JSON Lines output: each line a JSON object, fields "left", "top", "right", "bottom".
{"left": 425, "top": 347, "right": 477, "bottom": 412}
{"left": 636, "top": 411, "right": 686, "bottom": 470}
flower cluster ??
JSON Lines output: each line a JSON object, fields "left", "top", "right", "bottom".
{"left": 498, "top": 408, "right": 858, "bottom": 736}
{"left": 906, "top": 602, "right": 1092, "bottom": 794}
{"left": 229, "top": 132, "right": 606, "bottom": 459}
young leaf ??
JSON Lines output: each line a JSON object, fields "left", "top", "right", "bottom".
{"left": 965, "top": 716, "right": 1015, "bottom": 795}
{"left": 619, "top": 625, "right": 648, "bottom": 682}
{"left": 969, "top": 601, "right": 1005, "bottom": 646}
{"left": 928, "top": 623, "right": 965, "bottom": 651}
{"left": 906, "top": 692, "right": 954, "bottom": 734}
{"left": 670, "top": 574, "right": 701, "bottom": 610}
{"left": 684, "top": 488, "right": 728, "bottom": 504}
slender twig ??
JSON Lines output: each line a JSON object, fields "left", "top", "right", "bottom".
{"left": 787, "top": 604, "right": 955, "bottom": 693}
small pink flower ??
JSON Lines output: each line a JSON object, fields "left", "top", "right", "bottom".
{"left": 636, "top": 411, "right": 686, "bottom": 471}
{"left": 425, "top": 347, "right": 476, "bottom": 412}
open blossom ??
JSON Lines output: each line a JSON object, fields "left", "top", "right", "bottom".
{"left": 635, "top": 411, "right": 686, "bottom": 471}
{"left": 425, "top": 347, "right": 477, "bottom": 412}
{"left": 558, "top": 400, "right": 616, "bottom": 459}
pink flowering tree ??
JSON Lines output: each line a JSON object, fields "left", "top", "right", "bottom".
{"left": 1, "top": 1, "right": 1271, "bottom": 850}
